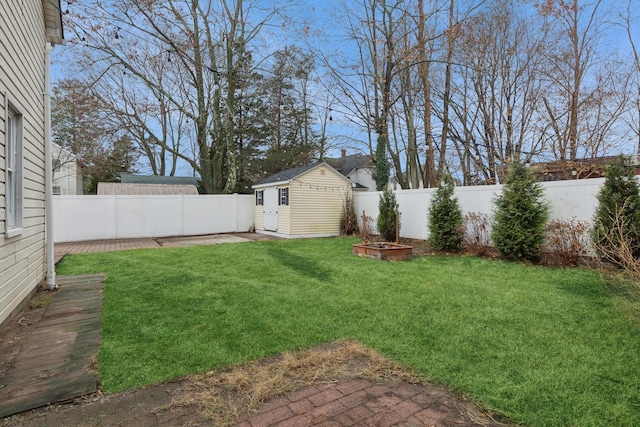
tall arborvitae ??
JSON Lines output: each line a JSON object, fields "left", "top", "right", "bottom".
{"left": 492, "top": 162, "right": 549, "bottom": 261}
{"left": 428, "top": 174, "right": 463, "bottom": 251}
{"left": 592, "top": 155, "right": 640, "bottom": 262}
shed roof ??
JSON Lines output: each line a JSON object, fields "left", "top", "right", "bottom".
{"left": 120, "top": 174, "right": 199, "bottom": 186}
{"left": 97, "top": 183, "right": 199, "bottom": 195}
{"left": 252, "top": 162, "right": 351, "bottom": 188}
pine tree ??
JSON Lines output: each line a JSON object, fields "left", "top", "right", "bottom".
{"left": 592, "top": 155, "right": 640, "bottom": 261}
{"left": 492, "top": 162, "right": 549, "bottom": 261}
{"left": 428, "top": 175, "right": 463, "bottom": 251}
{"left": 377, "top": 189, "right": 399, "bottom": 242}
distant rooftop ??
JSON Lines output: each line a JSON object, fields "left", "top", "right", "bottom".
{"left": 120, "top": 174, "right": 199, "bottom": 186}
{"left": 325, "top": 152, "right": 374, "bottom": 177}
{"left": 97, "top": 183, "right": 199, "bottom": 196}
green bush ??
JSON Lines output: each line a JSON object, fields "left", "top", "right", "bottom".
{"left": 592, "top": 155, "right": 640, "bottom": 263}
{"left": 377, "top": 188, "right": 400, "bottom": 242}
{"left": 428, "top": 175, "right": 463, "bottom": 251}
{"left": 492, "top": 162, "right": 549, "bottom": 261}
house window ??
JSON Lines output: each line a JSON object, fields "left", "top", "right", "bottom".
{"left": 5, "top": 105, "right": 23, "bottom": 236}
{"left": 278, "top": 187, "right": 289, "bottom": 205}
{"left": 53, "top": 158, "right": 61, "bottom": 173}
{"left": 53, "top": 185, "right": 62, "bottom": 195}
{"left": 256, "top": 190, "right": 263, "bottom": 205}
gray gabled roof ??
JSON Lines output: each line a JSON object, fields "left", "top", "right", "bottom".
{"left": 325, "top": 154, "right": 374, "bottom": 177}
{"left": 252, "top": 163, "right": 321, "bottom": 187}
{"left": 252, "top": 162, "right": 352, "bottom": 188}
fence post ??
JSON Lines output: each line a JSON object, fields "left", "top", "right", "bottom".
{"left": 234, "top": 193, "right": 239, "bottom": 232}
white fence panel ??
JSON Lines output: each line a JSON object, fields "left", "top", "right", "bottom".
{"left": 53, "top": 196, "right": 117, "bottom": 242}
{"left": 115, "top": 196, "right": 183, "bottom": 239}
{"left": 182, "top": 195, "right": 254, "bottom": 235}
{"left": 541, "top": 178, "right": 603, "bottom": 222}
{"left": 53, "top": 194, "right": 255, "bottom": 243}
{"left": 353, "top": 179, "right": 605, "bottom": 240}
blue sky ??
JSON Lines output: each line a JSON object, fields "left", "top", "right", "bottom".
{"left": 50, "top": 0, "right": 640, "bottom": 177}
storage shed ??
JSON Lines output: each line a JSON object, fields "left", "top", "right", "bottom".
{"left": 252, "top": 162, "right": 353, "bottom": 238}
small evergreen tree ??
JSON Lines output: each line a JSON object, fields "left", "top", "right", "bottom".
{"left": 375, "top": 135, "right": 390, "bottom": 191}
{"left": 592, "top": 155, "right": 640, "bottom": 261}
{"left": 377, "top": 188, "right": 399, "bottom": 242}
{"left": 428, "top": 174, "right": 463, "bottom": 251}
{"left": 492, "top": 162, "right": 549, "bottom": 261}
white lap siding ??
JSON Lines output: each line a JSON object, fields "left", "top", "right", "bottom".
{"left": 0, "top": 1, "right": 49, "bottom": 327}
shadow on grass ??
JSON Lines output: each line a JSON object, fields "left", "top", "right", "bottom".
{"left": 267, "top": 246, "right": 333, "bottom": 282}
{"left": 601, "top": 272, "right": 640, "bottom": 329}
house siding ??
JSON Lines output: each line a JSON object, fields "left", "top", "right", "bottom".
{"left": 289, "top": 166, "right": 351, "bottom": 236}
{"left": 52, "top": 144, "right": 83, "bottom": 195}
{"left": 349, "top": 168, "right": 376, "bottom": 191}
{"left": 0, "top": 0, "right": 48, "bottom": 326}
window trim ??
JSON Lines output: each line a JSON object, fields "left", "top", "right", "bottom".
{"left": 278, "top": 187, "right": 289, "bottom": 206}
{"left": 5, "top": 99, "right": 24, "bottom": 237}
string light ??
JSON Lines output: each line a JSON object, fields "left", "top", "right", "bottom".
{"left": 291, "top": 178, "right": 350, "bottom": 192}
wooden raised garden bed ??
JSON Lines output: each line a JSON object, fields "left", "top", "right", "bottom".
{"left": 352, "top": 242, "right": 413, "bottom": 261}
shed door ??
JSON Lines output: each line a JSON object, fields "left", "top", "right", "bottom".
{"left": 263, "top": 187, "right": 278, "bottom": 231}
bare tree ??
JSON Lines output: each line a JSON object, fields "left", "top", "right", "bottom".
{"left": 619, "top": 0, "right": 640, "bottom": 154}
{"left": 536, "top": 0, "right": 629, "bottom": 164}
{"left": 448, "top": 0, "right": 547, "bottom": 183}
{"left": 65, "top": 0, "right": 276, "bottom": 193}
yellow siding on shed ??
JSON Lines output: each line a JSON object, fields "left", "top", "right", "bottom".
{"left": 277, "top": 202, "right": 291, "bottom": 235}
{"left": 289, "top": 166, "right": 351, "bottom": 236}
{"left": 254, "top": 205, "right": 264, "bottom": 230}
{"left": 0, "top": 0, "right": 49, "bottom": 327}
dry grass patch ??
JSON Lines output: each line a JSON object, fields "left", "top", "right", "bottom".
{"left": 170, "top": 338, "right": 419, "bottom": 425}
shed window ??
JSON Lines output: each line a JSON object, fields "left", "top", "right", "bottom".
{"left": 278, "top": 187, "right": 289, "bottom": 205}
{"left": 256, "top": 190, "right": 264, "bottom": 205}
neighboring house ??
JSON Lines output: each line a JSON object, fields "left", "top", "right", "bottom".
{"left": 1, "top": 1, "right": 64, "bottom": 327}
{"left": 325, "top": 150, "right": 376, "bottom": 191}
{"left": 97, "top": 183, "right": 199, "bottom": 195}
{"left": 252, "top": 162, "right": 353, "bottom": 238}
{"left": 325, "top": 149, "right": 411, "bottom": 190}
{"left": 52, "top": 143, "right": 83, "bottom": 195}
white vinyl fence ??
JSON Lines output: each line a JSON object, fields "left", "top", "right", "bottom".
{"left": 352, "top": 178, "right": 605, "bottom": 240}
{"left": 53, "top": 179, "right": 606, "bottom": 243}
{"left": 53, "top": 194, "right": 255, "bottom": 243}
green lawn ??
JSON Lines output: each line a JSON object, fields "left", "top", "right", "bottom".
{"left": 57, "top": 238, "right": 640, "bottom": 426}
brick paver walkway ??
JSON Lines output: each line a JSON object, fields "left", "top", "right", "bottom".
{"left": 54, "top": 238, "right": 160, "bottom": 263}
{"left": 237, "top": 380, "right": 488, "bottom": 427}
